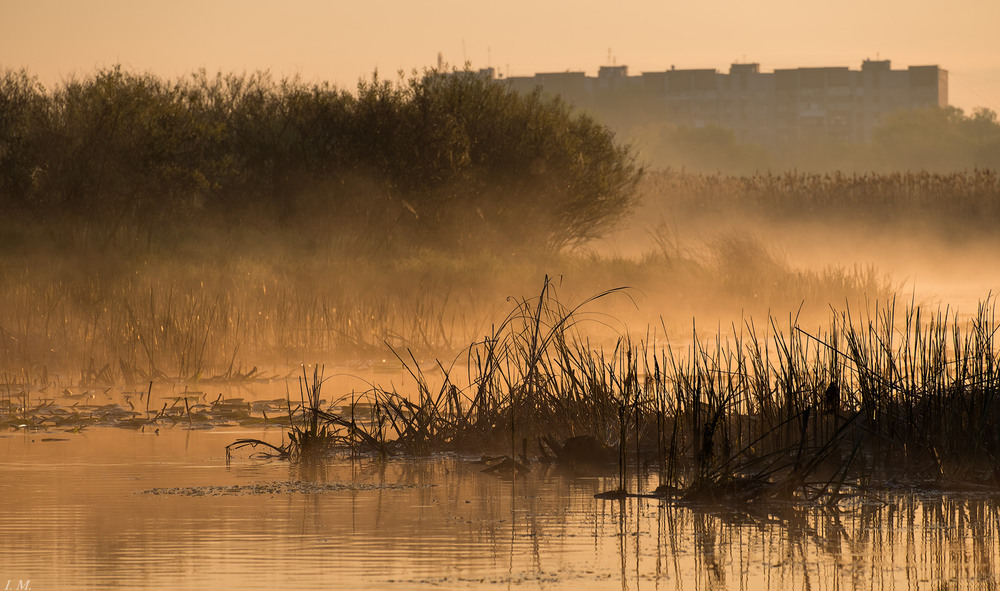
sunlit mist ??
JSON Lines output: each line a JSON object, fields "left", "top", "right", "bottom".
{"left": 2, "top": 3, "right": 1000, "bottom": 589}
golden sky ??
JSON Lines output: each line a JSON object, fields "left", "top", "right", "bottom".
{"left": 3, "top": 0, "right": 998, "bottom": 112}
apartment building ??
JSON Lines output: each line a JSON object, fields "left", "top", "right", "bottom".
{"left": 504, "top": 60, "right": 948, "bottom": 145}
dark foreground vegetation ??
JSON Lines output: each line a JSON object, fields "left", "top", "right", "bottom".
{"left": 228, "top": 279, "right": 1000, "bottom": 506}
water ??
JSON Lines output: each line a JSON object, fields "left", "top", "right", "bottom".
{"left": 3, "top": 426, "right": 1000, "bottom": 589}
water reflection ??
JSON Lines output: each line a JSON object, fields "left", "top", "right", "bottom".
{"left": 1, "top": 427, "right": 999, "bottom": 589}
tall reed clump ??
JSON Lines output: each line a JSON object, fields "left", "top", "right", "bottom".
{"left": 230, "top": 281, "right": 1000, "bottom": 502}
{"left": 834, "top": 297, "right": 1000, "bottom": 483}
{"left": 226, "top": 277, "right": 637, "bottom": 460}
{"left": 640, "top": 294, "right": 1000, "bottom": 502}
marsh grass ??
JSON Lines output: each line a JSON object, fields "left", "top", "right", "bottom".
{"left": 0, "top": 256, "right": 493, "bottom": 383}
{"left": 638, "top": 169, "right": 1000, "bottom": 232}
{"left": 237, "top": 281, "right": 1000, "bottom": 504}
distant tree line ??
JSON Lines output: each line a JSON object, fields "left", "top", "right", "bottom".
{"left": 0, "top": 66, "right": 643, "bottom": 253}
{"left": 606, "top": 105, "right": 1000, "bottom": 174}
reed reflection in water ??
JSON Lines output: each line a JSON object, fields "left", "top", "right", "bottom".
{"left": 1, "top": 427, "right": 998, "bottom": 589}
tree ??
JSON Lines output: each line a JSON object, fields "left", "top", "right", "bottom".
{"left": 0, "top": 65, "right": 645, "bottom": 254}
{"left": 354, "top": 68, "right": 645, "bottom": 250}
{"left": 873, "top": 106, "right": 1000, "bottom": 171}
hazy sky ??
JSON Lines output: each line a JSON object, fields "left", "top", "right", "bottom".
{"left": 3, "top": 0, "right": 999, "bottom": 113}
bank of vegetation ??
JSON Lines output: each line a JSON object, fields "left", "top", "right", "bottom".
{"left": 227, "top": 280, "right": 1000, "bottom": 505}
{"left": 635, "top": 167, "right": 1000, "bottom": 239}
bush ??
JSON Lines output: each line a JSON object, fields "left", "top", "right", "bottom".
{"left": 0, "top": 66, "right": 643, "bottom": 254}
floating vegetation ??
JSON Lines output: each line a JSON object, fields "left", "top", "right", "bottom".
{"left": 138, "top": 480, "right": 424, "bottom": 496}
{"left": 0, "top": 384, "right": 291, "bottom": 431}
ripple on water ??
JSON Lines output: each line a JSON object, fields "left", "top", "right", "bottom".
{"left": 3, "top": 426, "right": 1000, "bottom": 590}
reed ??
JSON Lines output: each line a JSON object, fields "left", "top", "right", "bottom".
{"left": 637, "top": 169, "right": 1000, "bottom": 237}
{"left": 228, "top": 282, "right": 1000, "bottom": 503}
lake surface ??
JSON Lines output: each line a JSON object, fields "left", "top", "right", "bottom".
{"left": 3, "top": 425, "right": 999, "bottom": 590}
